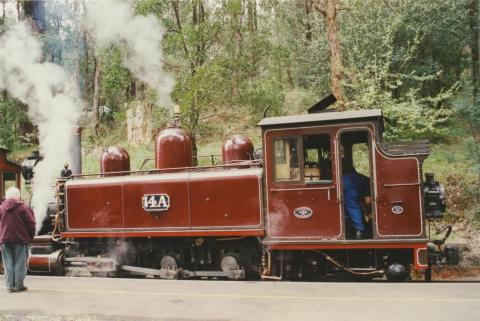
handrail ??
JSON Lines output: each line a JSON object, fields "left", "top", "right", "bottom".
{"left": 69, "top": 159, "right": 262, "bottom": 179}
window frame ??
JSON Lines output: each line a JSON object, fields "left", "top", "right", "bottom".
{"left": 302, "top": 133, "right": 334, "bottom": 185}
{"left": 271, "top": 133, "right": 334, "bottom": 185}
{"left": 272, "top": 136, "right": 303, "bottom": 184}
{"left": 1, "top": 171, "right": 18, "bottom": 199}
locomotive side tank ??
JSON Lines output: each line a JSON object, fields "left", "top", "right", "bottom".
{"left": 63, "top": 168, "right": 263, "bottom": 236}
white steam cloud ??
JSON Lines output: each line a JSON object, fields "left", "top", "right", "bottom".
{"left": 85, "top": 1, "right": 175, "bottom": 108}
{"left": 0, "top": 23, "right": 82, "bottom": 233}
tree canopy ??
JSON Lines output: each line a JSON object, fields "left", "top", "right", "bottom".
{"left": 0, "top": 0, "right": 478, "bottom": 147}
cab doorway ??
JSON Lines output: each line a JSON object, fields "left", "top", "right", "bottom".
{"left": 340, "top": 130, "right": 374, "bottom": 240}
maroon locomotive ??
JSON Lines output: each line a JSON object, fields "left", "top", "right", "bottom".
{"left": 15, "top": 105, "right": 458, "bottom": 281}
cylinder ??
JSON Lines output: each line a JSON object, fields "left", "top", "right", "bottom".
{"left": 100, "top": 146, "right": 130, "bottom": 176}
{"left": 27, "top": 249, "right": 64, "bottom": 275}
{"left": 222, "top": 134, "right": 254, "bottom": 164}
{"left": 155, "top": 127, "right": 193, "bottom": 170}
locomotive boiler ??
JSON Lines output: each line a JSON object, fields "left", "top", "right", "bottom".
{"left": 19, "top": 106, "right": 459, "bottom": 281}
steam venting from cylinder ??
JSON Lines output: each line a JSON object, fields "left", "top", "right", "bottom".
{"left": 0, "top": 23, "right": 82, "bottom": 233}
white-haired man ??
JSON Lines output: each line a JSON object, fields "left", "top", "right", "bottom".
{"left": 0, "top": 187, "right": 36, "bottom": 293}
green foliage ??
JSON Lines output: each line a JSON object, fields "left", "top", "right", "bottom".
{"left": 341, "top": 0, "right": 468, "bottom": 139}
{"left": 0, "top": 97, "right": 33, "bottom": 148}
{"left": 135, "top": 0, "right": 171, "bottom": 17}
{"left": 239, "top": 76, "right": 285, "bottom": 122}
{"left": 453, "top": 93, "right": 480, "bottom": 163}
{"left": 268, "top": 1, "right": 330, "bottom": 91}
{"left": 43, "top": 0, "right": 80, "bottom": 69}
{"left": 100, "top": 47, "right": 132, "bottom": 111}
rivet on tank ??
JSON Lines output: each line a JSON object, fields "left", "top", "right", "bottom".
{"left": 155, "top": 105, "right": 193, "bottom": 170}
{"left": 222, "top": 134, "right": 254, "bottom": 165}
{"left": 100, "top": 146, "right": 131, "bottom": 176}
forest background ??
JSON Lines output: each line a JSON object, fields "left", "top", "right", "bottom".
{"left": 0, "top": 0, "right": 479, "bottom": 263}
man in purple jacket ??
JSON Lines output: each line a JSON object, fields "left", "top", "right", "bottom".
{"left": 0, "top": 187, "right": 36, "bottom": 293}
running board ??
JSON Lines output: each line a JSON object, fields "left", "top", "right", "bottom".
{"left": 120, "top": 265, "right": 245, "bottom": 280}
{"left": 63, "top": 256, "right": 245, "bottom": 279}
{"left": 120, "top": 265, "right": 178, "bottom": 279}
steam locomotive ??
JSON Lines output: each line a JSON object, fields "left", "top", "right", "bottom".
{"left": 5, "top": 102, "right": 459, "bottom": 281}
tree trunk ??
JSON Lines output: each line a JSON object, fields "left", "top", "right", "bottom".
{"left": 247, "top": 0, "right": 255, "bottom": 33}
{"left": 23, "top": 0, "right": 45, "bottom": 33}
{"left": 92, "top": 56, "right": 101, "bottom": 136}
{"left": 232, "top": 5, "right": 243, "bottom": 96}
{"left": 1, "top": 0, "right": 5, "bottom": 28}
{"left": 469, "top": 0, "right": 480, "bottom": 200}
{"left": 470, "top": 0, "right": 480, "bottom": 101}
{"left": 83, "top": 32, "right": 89, "bottom": 108}
{"left": 305, "top": 0, "right": 313, "bottom": 43}
{"left": 248, "top": 0, "right": 259, "bottom": 76}
{"left": 190, "top": 133, "right": 198, "bottom": 166}
{"left": 129, "top": 78, "right": 137, "bottom": 100}
{"left": 73, "top": 1, "right": 82, "bottom": 107}
{"left": 315, "top": 0, "right": 345, "bottom": 110}
{"left": 126, "top": 100, "right": 154, "bottom": 145}
{"left": 16, "top": 0, "right": 20, "bottom": 21}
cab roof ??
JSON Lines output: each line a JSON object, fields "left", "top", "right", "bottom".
{"left": 258, "top": 109, "right": 383, "bottom": 128}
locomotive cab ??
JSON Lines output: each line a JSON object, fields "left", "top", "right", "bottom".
{"left": 0, "top": 146, "right": 21, "bottom": 202}
{"left": 260, "top": 109, "right": 390, "bottom": 241}
{"left": 258, "top": 109, "right": 447, "bottom": 280}
{"left": 259, "top": 109, "right": 430, "bottom": 241}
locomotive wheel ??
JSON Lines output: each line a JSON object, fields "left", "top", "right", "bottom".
{"left": 160, "top": 255, "right": 178, "bottom": 270}
{"left": 220, "top": 255, "right": 240, "bottom": 272}
{"left": 385, "top": 263, "right": 410, "bottom": 282}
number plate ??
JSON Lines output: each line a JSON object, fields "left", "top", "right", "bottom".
{"left": 142, "top": 194, "right": 170, "bottom": 212}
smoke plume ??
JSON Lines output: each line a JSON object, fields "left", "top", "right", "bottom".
{"left": 85, "top": 1, "right": 175, "bottom": 109}
{"left": 0, "top": 23, "right": 82, "bottom": 233}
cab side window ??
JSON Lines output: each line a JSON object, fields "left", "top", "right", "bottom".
{"left": 3, "top": 172, "right": 17, "bottom": 191}
{"left": 303, "top": 134, "right": 332, "bottom": 183}
{"left": 2, "top": 172, "right": 17, "bottom": 197}
{"left": 273, "top": 138, "right": 300, "bottom": 182}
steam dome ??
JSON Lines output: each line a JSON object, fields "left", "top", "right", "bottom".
{"left": 222, "top": 134, "right": 254, "bottom": 164}
{"left": 155, "top": 127, "right": 193, "bottom": 170}
{"left": 100, "top": 146, "right": 130, "bottom": 176}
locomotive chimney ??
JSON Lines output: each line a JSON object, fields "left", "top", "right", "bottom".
{"left": 70, "top": 126, "right": 83, "bottom": 175}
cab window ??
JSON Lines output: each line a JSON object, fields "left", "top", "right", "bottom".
{"left": 2, "top": 172, "right": 17, "bottom": 197}
{"left": 303, "top": 134, "right": 332, "bottom": 184}
{"left": 3, "top": 172, "right": 17, "bottom": 191}
{"left": 273, "top": 138, "right": 300, "bottom": 182}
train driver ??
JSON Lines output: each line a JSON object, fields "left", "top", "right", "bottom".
{"left": 342, "top": 160, "right": 371, "bottom": 239}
